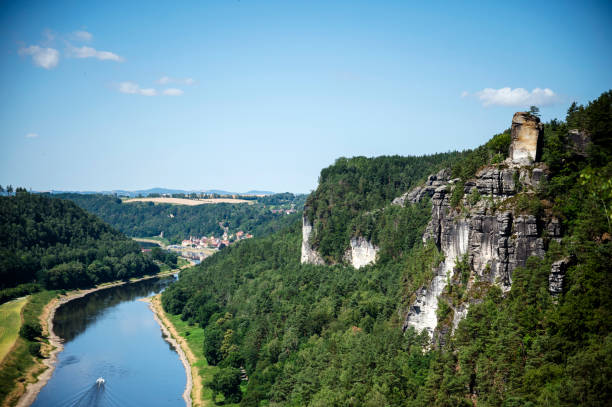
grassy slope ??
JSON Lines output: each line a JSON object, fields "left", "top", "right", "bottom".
{"left": 0, "top": 298, "right": 28, "bottom": 363}
{"left": 0, "top": 291, "right": 56, "bottom": 407}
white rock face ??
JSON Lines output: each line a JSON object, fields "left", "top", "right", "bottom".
{"left": 300, "top": 216, "right": 325, "bottom": 265}
{"left": 452, "top": 304, "right": 469, "bottom": 332}
{"left": 509, "top": 112, "right": 543, "bottom": 165}
{"left": 344, "top": 237, "right": 379, "bottom": 269}
{"left": 403, "top": 221, "right": 469, "bottom": 337}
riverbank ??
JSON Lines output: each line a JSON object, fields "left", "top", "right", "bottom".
{"left": 12, "top": 269, "right": 187, "bottom": 407}
{"left": 146, "top": 295, "right": 200, "bottom": 406}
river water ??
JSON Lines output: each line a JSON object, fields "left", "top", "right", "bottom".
{"left": 31, "top": 277, "right": 186, "bottom": 407}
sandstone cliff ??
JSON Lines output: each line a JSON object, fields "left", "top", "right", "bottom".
{"left": 343, "top": 237, "right": 379, "bottom": 269}
{"left": 300, "top": 214, "right": 379, "bottom": 269}
{"left": 300, "top": 215, "right": 325, "bottom": 265}
{"left": 401, "top": 112, "right": 562, "bottom": 341}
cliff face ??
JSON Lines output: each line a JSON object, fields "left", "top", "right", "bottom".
{"left": 300, "top": 215, "right": 325, "bottom": 265}
{"left": 343, "top": 237, "right": 379, "bottom": 269}
{"left": 422, "top": 165, "right": 554, "bottom": 291}
{"left": 300, "top": 215, "right": 379, "bottom": 269}
{"left": 301, "top": 111, "right": 567, "bottom": 340}
{"left": 401, "top": 113, "right": 561, "bottom": 340}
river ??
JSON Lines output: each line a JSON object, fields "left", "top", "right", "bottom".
{"left": 31, "top": 276, "right": 186, "bottom": 407}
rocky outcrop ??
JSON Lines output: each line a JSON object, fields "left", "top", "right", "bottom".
{"left": 402, "top": 161, "right": 561, "bottom": 337}
{"left": 343, "top": 237, "right": 379, "bottom": 269}
{"left": 402, "top": 220, "right": 469, "bottom": 337}
{"left": 509, "top": 112, "right": 543, "bottom": 165}
{"left": 301, "top": 215, "right": 378, "bottom": 268}
{"left": 392, "top": 169, "right": 451, "bottom": 207}
{"left": 549, "top": 258, "right": 570, "bottom": 296}
{"left": 401, "top": 112, "right": 562, "bottom": 339}
{"left": 300, "top": 215, "right": 325, "bottom": 265}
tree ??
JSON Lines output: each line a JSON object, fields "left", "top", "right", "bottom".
{"left": 529, "top": 105, "right": 541, "bottom": 118}
{"left": 209, "top": 367, "right": 242, "bottom": 403}
{"left": 20, "top": 322, "right": 42, "bottom": 341}
{"left": 203, "top": 325, "right": 224, "bottom": 365}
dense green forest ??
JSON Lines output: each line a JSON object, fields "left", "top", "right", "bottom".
{"left": 59, "top": 193, "right": 305, "bottom": 243}
{"left": 0, "top": 192, "right": 159, "bottom": 303}
{"left": 304, "top": 153, "right": 469, "bottom": 262}
{"left": 163, "top": 91, "right": 611, "bottom": 406}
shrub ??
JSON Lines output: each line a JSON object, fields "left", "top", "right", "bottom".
{"left": 450, "top": 182, "right": 465, "bottom": 208}
{"left": 19, "top": 322, "right": 42, "bottom": 341}
{"left": 28, "top": 342, "right": 41, "bottom": 357}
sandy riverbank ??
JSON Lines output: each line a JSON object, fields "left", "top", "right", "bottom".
{"left": 148, "top": 295, "right": 204, "bottom": 407}
{"left": 14, "top": 271, "right": 181, "bottom": 407}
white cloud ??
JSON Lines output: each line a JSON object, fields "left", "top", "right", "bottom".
{"left": 118, "top": 82, "right": 157, "bottom": 96}
{"left": 157, "top": 76, "right": 195, "bottom": 85}
{"left": 163, "top": 88, "right": 184, "bottom": 96}
{"left": 25, "top": 133, "right": 39, "bottom": 139}
{"left": 139, "top": 88, "right": 157, "bottom": 96}
{"left": 68, "top": 46, "right": 123, "bottom": 62}
{"left": 73, "top": 30, "right": 93, "bottom": 42}
{"left": 472, "top": 87, "right": 558, "bottom": 107}
{"left": 18, "top": 45, "right": 59, "bottom": 69}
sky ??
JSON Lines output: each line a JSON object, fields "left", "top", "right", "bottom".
{"left": 1, "top": 0, "right": 611, "bottom": 194}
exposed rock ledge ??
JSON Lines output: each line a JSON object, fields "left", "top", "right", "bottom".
{"left": 300, "top": 215, "right": 325, "bottom": 265}
{"left": 301, "top": 215, "right": 379, "bottom": 268}
{"left": 402, "top": 220, "right": 469, "bottom": 337}
{"left": 401, "top": 164, "right": 560, "bottom": 339}
{"left": 343, "top": 237, "right": 379, "bottom": 269}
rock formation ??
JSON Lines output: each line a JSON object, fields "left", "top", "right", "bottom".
{"left": 549, "top": 258, "right": 570, "bottom": 296}
{"left": 509, "top": 112, "right": 543, "bottom": 165}
{"left": 343, "top": 237, "right": 379, "bottom": 269}
{"left": 392, "top": 169, "right": 450, "bottom": 207}
{"left": 402, "top": 220, "right": 468, "bottom": 337}
{"left": 300, "top": 215, "right": 325, "bottom": 265}
{"left": 402, "top": 112, "right": 561, "bottom": 340}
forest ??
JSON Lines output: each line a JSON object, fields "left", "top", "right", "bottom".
{"left": 0, "top": 192, "right": 160, "bottom": 303}
{"left": 58, "top": 193, "right": 306, "bottom": 243}
{"left": 162, "top": 91, "right": 611, "bottom": 406}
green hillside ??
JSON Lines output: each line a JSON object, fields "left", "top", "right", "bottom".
{"left": 59, "top": 193, "right": 306, "bottom": 243}
{"left": 0, "top": 192, "right": 159, "bottom": 302}
{"left": 162, "top": 91, "right": 611, "bottom": 406}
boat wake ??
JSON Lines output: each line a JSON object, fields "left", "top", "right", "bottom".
{"left": 46, "top": 379, "right": 136, "bottom": 407}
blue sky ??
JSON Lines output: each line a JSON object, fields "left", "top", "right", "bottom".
{"left": 1, "top": 0, "right": 611, "bottom": 193}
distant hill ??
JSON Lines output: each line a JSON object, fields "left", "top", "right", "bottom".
{"left": 46, "top": 188, "right": 277, "bottom": 197}
{"left": 57, "top": 192, "right": 306, "bottom": 244}
{"left": 0, "top": 191, "right": 159, "bottom": 301}
{"left": 243, "top": 190, "right": 275, "bottom": 196}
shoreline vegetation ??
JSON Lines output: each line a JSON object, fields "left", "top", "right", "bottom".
{"left": 150, "top": 297, "right": 244, "bottom": 407}
{"left": 147, "top": 295, "right": 201, "bottom": 407}
{"left": 6, "top": 267, "right": 186, "bottom": 407}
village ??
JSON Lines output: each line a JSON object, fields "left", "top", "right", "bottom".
{"left": 179, "top": 229, "right": 253, "bottom": 250}
{"left": 164, "top": 226, "right": 254, "bottom": 263}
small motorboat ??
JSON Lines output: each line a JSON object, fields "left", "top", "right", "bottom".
{"left": 96, "top": 377, "right": 105, "bottom": 387}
